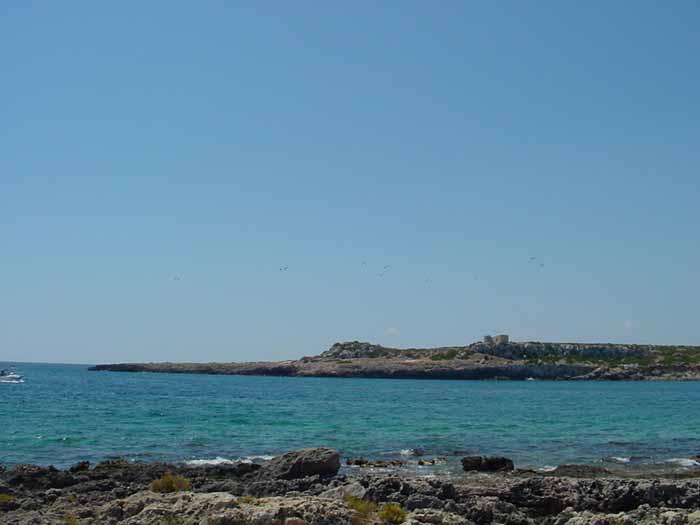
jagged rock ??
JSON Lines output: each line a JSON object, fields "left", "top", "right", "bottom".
{"left": 245, "top": 475, "right": 326, "bottom": 497}
{"left": 207, "top": 495, "right": 355, "bottom": 525}
{"left": 259, "top": 448, "right": 341, "bottom": 480}
{"left": 405, "top": 493, "right": 446, "bottom": 510}
{"left": 462, "top": 496, "right": 534, "bottom": 524}
{"left": 5, "top": 454, "right": 700, "bottom": 524}
{"left": 407, "top": 508, "right": 474, "bottom": 524}
{"left": 5, "top": 464, "right": 79, "bottom": 490}
{"left": 97, "top": 491, "right": 238, "bottom": 524}
{"left": 461, "top": 456, "right": 515, "bottom": 472}
{"left": 550, "top": 505, "right": 700, "bottom": 524}
{"left": 319, "top": 481, "right": 366, "bottom": 500}
{"left": 69, "top": 461, "right": 90, "bottom": 473}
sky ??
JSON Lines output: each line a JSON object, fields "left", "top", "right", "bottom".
{"left": 1, "top": 1, "right": 699, "bottom": 364}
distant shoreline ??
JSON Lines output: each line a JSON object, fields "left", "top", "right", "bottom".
{"left": 90, "top": 340, "right": 700, "bottom": 381}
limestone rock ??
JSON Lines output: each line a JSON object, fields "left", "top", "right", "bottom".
{"left": 261, "top": 448, "right": 341, "bottom": 480}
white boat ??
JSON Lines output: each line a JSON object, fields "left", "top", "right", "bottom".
{"left": 0, "top": 369, "right": 24, "bottom": 383}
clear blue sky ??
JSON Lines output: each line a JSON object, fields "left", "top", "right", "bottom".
{"left": 2, "top": 2, "right": 698, "bottom": 364}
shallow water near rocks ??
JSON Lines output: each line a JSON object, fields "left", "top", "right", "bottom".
{"left": 2, "top": 363, "right": 700, "bottom": 474}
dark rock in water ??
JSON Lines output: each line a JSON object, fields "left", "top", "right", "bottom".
{"left": 94, "top": 458, "right": 130, "bottom": 470}
{"left": 69, "top": 461, "right": 90, "bottom": 473}
{"left": 461, "top": 455, "right": 514, "bottom": 472}
{"left": 346, "top": 458, "right": 404, "bottom": 469}
{"left": 261, "top": 447, "right": 340, "bottom": 480}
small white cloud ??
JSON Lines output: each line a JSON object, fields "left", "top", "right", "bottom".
{"left": 623, "top": 320, "right": 633, "bottom": 329}
{"left": 385, "top": 327, "right": 400, "bottom": 336}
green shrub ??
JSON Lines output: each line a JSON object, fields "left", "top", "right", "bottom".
{"left": 344, "top": 495, "right": 378, "bottom": 523}
{"left": 378, "top": 502, "right": 407, "bottom": 524}
{"left": 63, "top": 515, "right": 80, "bottom": 525}
{"left": 149, "top": 473, "right": 191, "bottom": 493}
{"left": 430, "top": 349, "right": 460, "bottom": 361}
{"left": 0, "top": 493, "right": 14, "bottom": 504}
{"left": 161, "top": 516, "right": 184, "bottom": 525}
{"left": 237, "top": 495, "right": 259, "bottom": 505}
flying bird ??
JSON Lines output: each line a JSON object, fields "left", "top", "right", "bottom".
{"left": 279, "top": 266, "right": 289, "bottom": 272}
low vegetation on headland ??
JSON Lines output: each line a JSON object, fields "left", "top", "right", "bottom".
{"left": 90, "top": 338, "right": 700, "bottom": 381}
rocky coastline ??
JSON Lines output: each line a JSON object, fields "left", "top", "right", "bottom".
{"left": 90, "top": 340, "right": 700, "bottom": 381}
{"left": 4, "top": 448, "right": 700, "bottom": 524}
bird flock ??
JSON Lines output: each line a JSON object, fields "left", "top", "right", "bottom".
{"left": 172, "top": 257, "right": 545, "bottom": 283}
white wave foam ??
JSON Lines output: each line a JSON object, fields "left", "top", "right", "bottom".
{"left": 185, "top": 457, "right": 237, "bottom": 467}
{"left": 185, "top": 455, "right": 276, "bottom": 467}
{"left": 608, "top": 456, "right": 631, "bottom": 464}
{"left": 666, "top": 458, "right": 700, "bottom": 467}
{"left": 399, "top": 448, "right": 425, "bottom": 457}
{"left": 537, "top": 465, "right": 557, "bottom": 472}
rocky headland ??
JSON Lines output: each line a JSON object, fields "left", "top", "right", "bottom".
{"left": 90, "top": 340, "right": 700, "bottom": 381}
{"left": 4, "top": 448, "right": 700, "bottom": 524}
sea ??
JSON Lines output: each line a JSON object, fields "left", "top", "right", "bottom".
{"left": 2, "top": 362, "right": 700, "bottom": 475}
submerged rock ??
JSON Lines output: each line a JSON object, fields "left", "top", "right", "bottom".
{"left": 461, "top": 456, "right": 515, "bottom": 472}
{"left": 346, "top": 458, "right": 404, "bottom": 468}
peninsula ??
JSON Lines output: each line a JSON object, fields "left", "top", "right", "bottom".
{"left": 90, "top": 338, "right": 700, "bottom": 380}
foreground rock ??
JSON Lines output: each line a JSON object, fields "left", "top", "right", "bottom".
{"left": 261, "top": 447, "right": 341, "bottom": 480}
{"left": 4, "top": 450, "right": 700, "bottom": 524}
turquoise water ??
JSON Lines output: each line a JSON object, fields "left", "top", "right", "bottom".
{"left": 2, "top": 363, "right": 700, "bottom": 472}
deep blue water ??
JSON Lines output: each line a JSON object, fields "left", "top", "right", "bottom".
{"left": 2, "top": 363, "right": 700, "bottom": 473}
